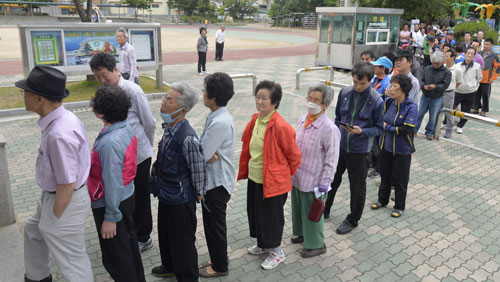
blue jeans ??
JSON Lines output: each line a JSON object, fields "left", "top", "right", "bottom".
{"left": 415, "top": 96, "right": 443, "bottom": 136}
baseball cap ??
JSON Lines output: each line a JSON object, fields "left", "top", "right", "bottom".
{"left": 371, "top": 57, "right": 393, "bottom": 70}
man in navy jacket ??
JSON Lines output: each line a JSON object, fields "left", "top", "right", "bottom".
{"left": 324, "top": 63, "right": 384, "bottom": 235}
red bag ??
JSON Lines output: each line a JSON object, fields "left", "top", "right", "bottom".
{"left": 308, "top": 197, "right": 325, "bottom": 222}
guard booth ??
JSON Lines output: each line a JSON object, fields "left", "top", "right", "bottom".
{"left": 315, "top": 7, "right": 404, "bottom": 69}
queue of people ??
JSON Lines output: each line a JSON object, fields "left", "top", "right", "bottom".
{"left": 17, "top": 24, "right": 498, "bottom": 282}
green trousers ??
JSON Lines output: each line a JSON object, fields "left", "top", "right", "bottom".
{"left": 291, "top": 187, "right": 324, "bottom": 249}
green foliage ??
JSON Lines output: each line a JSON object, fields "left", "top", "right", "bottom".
{"left": 269, "top": 0, "right": 339, "bottom": 17}
{"left": 355, "top": 0, "right": 452, "bottom": 22}
{"left": 453, "top": 21, "right": 498, "bottom": 44}
{"left": 121, "top": 0, "right": 153, "bottom": 20}
{"left": 167, "top": 0, "right": 200, "bottom": 16}
{"left": 224, "top": 0, "right": 258, "bottom": 19}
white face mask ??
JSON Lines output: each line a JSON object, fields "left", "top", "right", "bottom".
{"left": 307, "top": 101, "right": 322, "bottom": 115}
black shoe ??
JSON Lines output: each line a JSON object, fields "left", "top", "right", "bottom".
{"left": 25, "top": 275, "right": 52, "bottom": 282}
{"left": 324, "top": 213, "right": 330, "bottom": 219}
{"left": 219, "top": 58, "right": 223, "bottom": 61}
{"left": 300, "top": 244, "right": 327, "bottom": 258}
{"left": 336, "top": 220, "right": 356, "bottom": 235}
{"left": 290, "top": 235, "right": 304, "bottom": 244}
{"left": 152, "top": 265, "right": 175, "bottom": 277}
{"left": 368, "top": 169, "right": 380, "bottom": 179}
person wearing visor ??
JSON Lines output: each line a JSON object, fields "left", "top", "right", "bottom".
{"left": 150, "top": 82, "right": 206, "bottom": 281}
{"left": 370, "top": 57, "right": 393, "bottom": 97}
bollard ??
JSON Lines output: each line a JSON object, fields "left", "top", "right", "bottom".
{"left": 0, "top": 134, "right": 15, "bottom": 227}
{"left": 230, "top": 73, "right": 257, "bottom": 93}
{"left": 320, "top": 79, "right": 350, "bottom": 88}
{"left": 435, "top": 108, "right": 500, "bottom": 140}
{"left": 296, "top": 66, "right": 335, "bottom": 90}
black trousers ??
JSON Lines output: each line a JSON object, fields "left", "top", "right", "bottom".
{"left": 378, "top": 150, "right": 412, "bottom": 211}
{"left": 198, "top": 51, "right": 206, "bottom": 73}
{"left": 158, "top": 200, "right": 198, "bottom": 282}
{"left": 202, "top": 186, "right": 230, "bottom": 272}
{"left": 473, "top": 83, "right": 491, "bottom": 112}
{"left": 93, "top": 195, "right": 146, "bottom": 282}
{"left": 423, "top": 54, "right": 431, "bottom": 68}
{"left": 369, "top": 136, "right": 380, "bottom": 172}
{"left": 134, "top": 158, "right": 153, "bottom": 243}
{"left": 454, "top": 92, "right": 474, "bottom": 128}
{"left": 215, "top": 42, "right": 224, "bottom": 60}
{"left": 325, "top": 150, "right": 368, "bottom": 226}
{"left": 247, "top": 179, "right": 288, "bottom": 249}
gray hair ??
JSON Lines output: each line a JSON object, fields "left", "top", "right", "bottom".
{"left": 170, "top": 82, "right": 198, "bottom": 112}
{"left": 308, "top": 83, "right": 334, "bottom": 106}
{"left": 116, "top": 27, "right": 128, "bottom": 38}
{"left": 431, "top": 51, "right": 445, "bottom": 63}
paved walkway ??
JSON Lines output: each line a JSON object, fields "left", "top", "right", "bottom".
{"left": 2, "top": 50, "right": 500, "bottom": 281}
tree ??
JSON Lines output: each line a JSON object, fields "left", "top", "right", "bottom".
{"left": 355, "top": 0, "right": 451, "bottom": 22}
{"left": 167, "top": 0, "right": 200, "bottom": 17}
{"left": 121, "top": 0, "right": 153, "bottom": 21}
{"left": 73, "top": 0, "right": 93, "bottom": 22}
{"left": 224, "top": 0, "right": 258, "bottom": 19}
{"left": 269, "top": 0, "right": 339, "bottom": 17}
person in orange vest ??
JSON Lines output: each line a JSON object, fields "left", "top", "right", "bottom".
{"left": 472, "top": 38, "right": 500, "bottom": 117}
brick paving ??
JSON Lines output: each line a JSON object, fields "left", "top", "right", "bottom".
{"left": 2, "top": 29, "right": 500, "bottom": 282}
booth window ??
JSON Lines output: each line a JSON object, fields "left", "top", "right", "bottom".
{"left": 332, "top": 15, "right": 353, "bottom": 44}
{"left": 319, "top": 17, "right": 330, "bottom": 43}
{"left": 390, "top": 15, "right": 399, "bottom": 43}
{"left": 355, "top": 14, "right": 366, "bottom": 45}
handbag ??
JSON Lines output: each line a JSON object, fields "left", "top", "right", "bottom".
{"left": 308, "top": 196, "right": 325, "bottom": 222}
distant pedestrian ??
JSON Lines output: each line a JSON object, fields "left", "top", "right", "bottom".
{"left": 88, "top": 86, "right": 146, "bottom": 282}
{"left": 215, "top": 26, "right": 226, "bottom": 61}
{"left": 116, "top": 27, "right": 139, "bottom": 84}
{"left": 18, "top": 66, "right": 94, "bottom": 282}
{"left": 360, "top": 50, "right": 376, "bottom": 63}
{"left": 442, "top": 50, "right": 463, "bottom": 139}
{"left": 197, "top": 27, "right": 208, "bottom": 75}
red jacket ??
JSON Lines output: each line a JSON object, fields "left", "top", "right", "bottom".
{"left": 237, "top": 112, "right": 301, "bottom": 198}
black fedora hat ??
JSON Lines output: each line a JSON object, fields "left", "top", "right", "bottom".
{"left": 15, "top": 66, "right": 69, "bottom": 99}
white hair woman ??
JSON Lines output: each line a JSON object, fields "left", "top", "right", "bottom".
{"left": 290, "top": 84, "right": 340, "bottom": 258}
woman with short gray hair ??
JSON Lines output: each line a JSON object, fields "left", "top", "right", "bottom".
{"left": 290, "top": 83, "right": 340, "bottom": 258}
{"left": 150, "top": 83, "right": 206, "bottom": 280}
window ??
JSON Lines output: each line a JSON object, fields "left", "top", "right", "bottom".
{"left": 332, "top": 15, "right": 353, "bottom": 44}
{"left": 390, "top": 15, "right": 399, "bottom": 43}
{"left": 319, "top": 17, "right": 330, "bottom": 43}
{"left": 355, "top": 14, "right": 366, "bottom": 44}
{"left": 152, "top": 4, "right": 159, "bottom": 8}
{"left": 366, "top": 29, "right": 390, "bottom": 45}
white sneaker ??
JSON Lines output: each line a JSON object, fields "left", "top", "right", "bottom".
{"left": 261, "top": 251, "right": 286, "bottom": 270}
{"left": 198, "top": 72, "right": 204, "bottom": 76}
{"left": 138, "top": 236, "right": 153, "bottom": 252}
{"left": 203, "top": 70, "right": 207, "bottom": 74}
{"left": 247, "top": 245, "right": 269, "bottom": 255}
{"left": 456, "top": 127, "right": 463, "bottom": 134}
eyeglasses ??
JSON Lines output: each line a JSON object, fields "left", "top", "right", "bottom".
{"left": 19, "top": 89, "right": 26, "bottom": 95}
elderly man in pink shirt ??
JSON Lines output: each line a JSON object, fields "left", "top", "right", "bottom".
{"left": 16, "top": 66, "right": 93, "bottom": 282}
{"left": 290, "top": 84, "right": 340, "bottom": 258}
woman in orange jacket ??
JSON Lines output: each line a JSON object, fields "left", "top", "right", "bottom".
{"left": 237, "top": 80, "right": 301, "bottom": 270}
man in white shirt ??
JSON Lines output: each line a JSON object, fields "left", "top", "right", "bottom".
{"left": 215, "top": 26, "right": 226, "bottom": 61}
{"left": 116, "top": 27, "right": 139, "bottom": 84}
{"left": 442, "top": 50, "right": 463, "bottom": 138}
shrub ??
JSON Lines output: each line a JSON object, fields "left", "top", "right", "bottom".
{"left": 453, "top": 21, "right": 498, "bottom": 44}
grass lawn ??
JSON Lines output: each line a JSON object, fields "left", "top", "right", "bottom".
{"left": 0, "top": 76, "right": 167, "bottom": 110}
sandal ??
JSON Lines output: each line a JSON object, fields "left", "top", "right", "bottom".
{"left": 391, "top": 209, "right": 403, "bottom": 218}
{"left": 371, "top": 201, "right": 386, "bottom": 210}
{"left": 199, "top": 261, "right": 212, "bottom": 269}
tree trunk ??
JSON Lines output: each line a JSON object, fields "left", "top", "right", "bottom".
{"left": 73, "top": 0, "right": 92, "bottom": 22}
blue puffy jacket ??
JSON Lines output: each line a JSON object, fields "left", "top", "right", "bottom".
{"left": 335, "top": 85, "right": 384, "bottom": 153}
{"left": 379, "top": 97, "right": 418, "bottom": 155}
